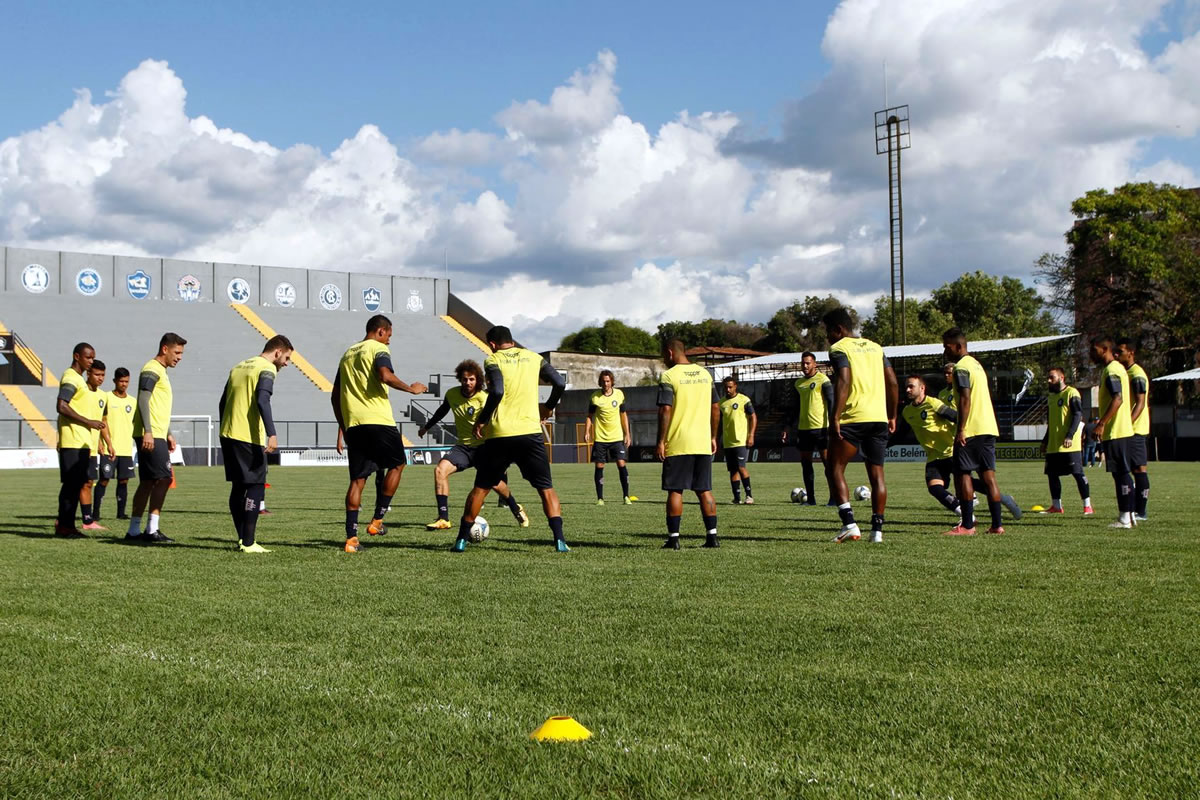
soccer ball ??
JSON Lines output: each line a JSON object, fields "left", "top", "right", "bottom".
{"left": 854, "top": 485, "right": 872, "bottom": 501}
{"left": 790, "top": 487, "right": 807, "bottom": 504}
{"left": 468, "top": 516, "right": 490, "bottom": 543}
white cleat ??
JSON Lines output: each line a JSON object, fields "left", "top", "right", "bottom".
{"left": 834, "top": 524, "right": 861, "bottom": 543}
{"left": 868, "top": 530, "right": 883, "bottom": 543}
{"left": 1108, "top": 518, "right": 1133, "bottom": 529}
{"left": 743, "top": 496, "right": 755, "bottom": 505}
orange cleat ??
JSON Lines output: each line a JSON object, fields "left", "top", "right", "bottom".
{"left": 942, "top": 525, "right": 976, "bottom": 536}
{"left": 366, "top": 519, "right": 387, "bottom": 536}
{"left": 987, "top": 526, "right": 1005, "bottom": 535}
{"left": 344, "top": 536, "right": 364, "bottom": 553}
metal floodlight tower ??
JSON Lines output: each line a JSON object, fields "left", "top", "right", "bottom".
{"left": 875, "top": 105, "right": 911, "bottom": 344}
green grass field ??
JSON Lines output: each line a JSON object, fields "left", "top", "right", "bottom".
{"left": 2, "top": 460, "right": 1198, "bottom": 798}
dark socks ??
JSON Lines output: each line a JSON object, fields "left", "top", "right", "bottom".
{"left": 730, "top": 478, "right": 741, "bottom": 503}
{"left": 373, "top": 495, "right": 393, "bottom": 520}
{"left": 94, "top": 483, "right": 107, "bottom": 519}
{"left": 987, "top": 498, "right": 1003, "bottom": 529}
{"left": 802, "top": 461, "right": 816, "bottom": 504}
{"left": 870, "top": 513, "right": 884, "bottom": 533}
{"left": 345, "top": 509, "right": 360, "bottom": 539}
{"left": 929, "top": 483, "right": 958, "bottom": 512}
{"left": 1048, "top": 475, "right": 1062, "bottom": 503}
{"left": 456, "top": 517, "right": 472, "bottom": 542}
{"left": 1134, "top": 472, "right": 1149, "bottom": 517}
{"left": 1074, "top": 472, "right": 1090, "bottom": 500}
{"left": 241, "top": 484, "right": 264, "bottom": 546}
{"left": 838, "top": 503, "right": 855, "bottom": 526}
{"left": 116, "top": 482, "right": 128, "bottom": 517}
{"left": 57, "top": 483, "right": 79, "bottom": 527}
{"left": 618, "top": 465, "right": 630, "bottom": 498}
{"left": 702, "top": 513, "right": 718, "bottom": 533}
{"left": 503, "top": 494, "right": 522, "bottom": 518}
{"left": 1115, "top": 474, "right": 1134, "bottom": 514}
{"left": 436, "top": 494, "right": 449, "bottom": 521}
{"left": 80, "top": 503, "right": 94, "bottom": 525}
{"left": 961, "top": 496, "right": 975, "bottom": 529}
{"left": 667, "top": 515, "right": 681, "bottom": 535}
{"left": 594, "top": 467, "right": 604, "bottom": 500}
{"left": 548, "top": 516, "right": 565, "bottom": 542}
{"left": 229, "top": 483, "right": 246, "bottom": 542}
{"left": 741, "top": 477, "right": 751, "bottom": 498}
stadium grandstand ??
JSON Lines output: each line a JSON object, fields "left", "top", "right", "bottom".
{"left": 0, "top": 245, "right": 494, "bottom": 463}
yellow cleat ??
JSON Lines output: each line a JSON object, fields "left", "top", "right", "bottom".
{"left": 516, "top": 504, "right": 530, "bottom": 528}
{"left": 239, "top": 542, "right": 271, "bottom": 554}
{"left": 425, "top": 518, "right": 453, "bottom": 530}
{"left": 623, "top": 496, "right": 633, "bottom": 505}
{"left": 627, "top": 496, "right": 639, "bottom": 502}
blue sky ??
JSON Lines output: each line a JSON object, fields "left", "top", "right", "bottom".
{"left": 1, "top": 0, "right": 835, "bottom": 151}
{"left": 1, "top": 0, "right": 1197, "bottom": 348}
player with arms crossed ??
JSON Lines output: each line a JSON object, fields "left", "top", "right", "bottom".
{"left": 718, "top": 376, "right": 757, "bottom": 504}
{"left": 417, "top": 359, "right": 529, "bottom": 530}
{"left": 452, "top": 326, "right": 568, "bottom": 552}
{"left": 1114, "top": 338, "right": 1151, "bottom": 521}
{"left": 333, "top": 315, "right": 427, "bottom": 553}
{"left": 823, "top": 309, "right": 897, "bottom": 544}
{"left": 79, "top": 360, "right": 114, "bottom": 531}
{"left": 1090, "top": 336, "right": 1137, "bottom": 528}
{"left": 219, "top": 335, "right": 293, "bottom": 553}
{"left": 585, "top": 370, "right": 634, "bottom": 506}
{"left": 125, "top": 333, "right": 186, "bottom": 545}
{"left": 1040, "top": 367, "right": 1093, "bottom": 516}
{"left": 95, "top": 367, "right": 136, "bottom": 521}
{"left": 781, "top": 352, "right": 833, "bottom": 506}
{"left": 941, "top": 329, "right": 1021, "bottom": 536}
{"left": 53, "top": 343, "right": 106, "bottom": 538}
{"left": 657, "top": 339, "right": 720, "bottom": 549}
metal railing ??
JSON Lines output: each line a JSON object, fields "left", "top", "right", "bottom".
{"left": 0, "top": 419, "right": 53, "bottom": 448}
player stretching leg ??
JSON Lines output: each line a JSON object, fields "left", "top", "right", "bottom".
{"left": 453, "top": 327, "right": 568, "bottom": 552}
{"left": 418, "top": 359, "right": 528, "bottom": 530}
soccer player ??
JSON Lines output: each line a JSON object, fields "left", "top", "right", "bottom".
{"left": 452, "top": 326, "right": 568, "bottom": 552}
{"left": 1089, "top": 336, "right": 1137, "bottom": 528}
{"left": 780, "top": 352, "right": 832, "bottom": 506}
{"left": 718, "top": 376, "right": 757, "bottom": 504}
{"left": 95, "top": 367, "right": 136, "bottom": 521}
{"left": 417, "top": 359, "right": 529, "bottom": 530}
{"left": 332, "top": 315, "right": 427, "bottom": 553}
{"left": 125, "top": 333, "right": 186, "bottom": 544}
{"left": 941, "top": 328, "right": 1022, "bottom": 536}
{"left": 584, "top": 369, "right": 634, "bottom": 505}
{"left": 79, "top": 360, "right": 114, "bottom": 531}
{"left": 54, "top": 343, "right": 106, "bottom": 538}
{"left": 218, "top": 335, "right": 293, "bottom": 554}
{"left": 1114, "top": 338, "right": 1151, "bottom": 521}
{"left": 1041, "top": 367, "right": 1093, "bottom": 516}
{"left": 938, "top": 363, "right": 957, "bottom": 408}
{"left": 822, "top": 308, "right": 897, "bottom": 544}
{"left": 657, "top": 339, "right": 720, "bottom": 549}
{"left": 901, "top": 375, "right": 966, "bottom": 518}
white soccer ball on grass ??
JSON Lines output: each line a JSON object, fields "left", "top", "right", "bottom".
{"left": 790, "top": 487, "right": 807, "bottom": 504}
{"left": 468, "top": 516, "right": 490, "bottom": 543}
{"left": 854, "top": 485, "right": 872, "bottom": 501}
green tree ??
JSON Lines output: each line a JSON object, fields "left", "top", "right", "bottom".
{"left": 861, "top": 296, "right": 955, "bottom": 346}
{"left": 1037, "top": 182, "right": 1200, "bottom": 372}
{"left": 558, "top": 319, "right": 659, "bottom": 355}
{"left": 760, "top": 295, "right": 855, "bottom": 352}
{"left": 927, "top": 271, "right": 1058, "bottom": 340}
{"left": 655, "top": 319, "right": 768, "bottom": 349}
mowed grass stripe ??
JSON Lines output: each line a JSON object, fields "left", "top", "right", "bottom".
{"left": 1, "top": 461, "right": 1198, "bottom": 798}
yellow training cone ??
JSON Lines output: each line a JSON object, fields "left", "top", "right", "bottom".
{"left": 1031, "top": 504, "right": 1045, "bottom": 512}
{"left": 530, "top": 716, "right": 592, "bottom": 742}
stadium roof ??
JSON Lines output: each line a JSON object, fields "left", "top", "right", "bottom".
{"left": 712, "top": 333, "right": 1078, "bottom": 380}
{"left": 1153, "top": 368, "right": 1200, "bottom": 381}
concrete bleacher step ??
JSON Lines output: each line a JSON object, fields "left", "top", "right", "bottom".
{"left": 2, "top": 294, "right": 495, "bottom": 448}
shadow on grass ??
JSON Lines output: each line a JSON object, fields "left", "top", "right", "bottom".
{"left": 0, "top": 524, "right": 53, "bottom": 538}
